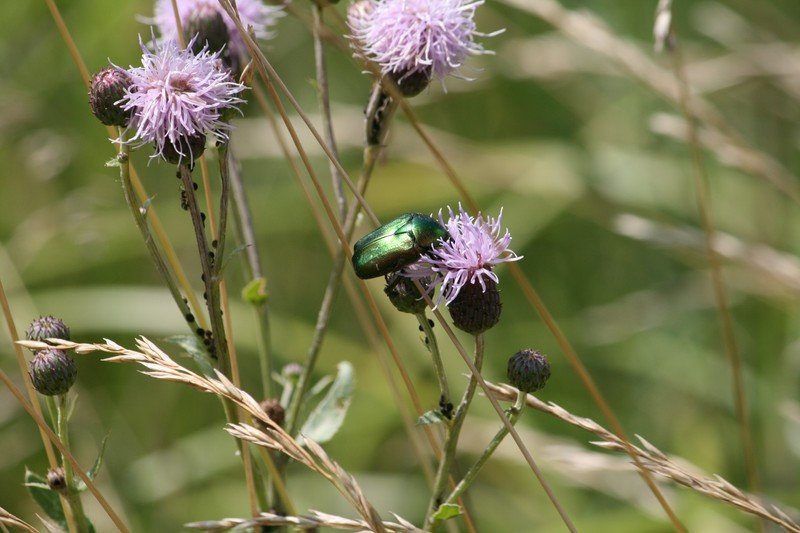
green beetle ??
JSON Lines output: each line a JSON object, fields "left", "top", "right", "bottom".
{"left": 352, "top": 213, "right": 449, "bottom": 279}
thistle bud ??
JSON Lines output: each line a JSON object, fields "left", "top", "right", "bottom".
{"left": 387, "top": 68, "right": 431, "bottom": 98}
{"left": 89, "top": 67, "right": 133, "bottom": 127}
{"left": 384, "top": 273, "right": 427, "bottom": 314}
{"left": 282, "top": 363, "right": 304, "bottom": 380}
{"left": 507, "top": 349, "right": 550, "bottom": 393}
{"left": 447, "top": 279, "right": 501, "bottom": 335}
{"left": 29, "top": 349, "right": 77, "bottom": 396}
{"left": 26, "top": 316, "right": 70, "bottom": 348}
{"left": 186, "top": 4, "right": 230, "bottom": 55}
{"left": 160, "top": 133, "right": 207, "bottom": 165}
{"left": 47, "top": 467, "right": 67, "bottom": 494}
{"left": 256, "top": 398, "right": 285, "bottom": 432}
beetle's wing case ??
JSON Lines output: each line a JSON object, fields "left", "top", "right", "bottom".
{"left": 352, "top": 213, "right": 418, "bottom": 256}
{"left": 353, "top": 232, "right": 420, "bottom": 279}
{"left": 408, "top": 214, "right": 449, "bottom": 247}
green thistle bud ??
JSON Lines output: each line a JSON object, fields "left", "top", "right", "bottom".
{"left": 47, "top": 467, "right": 67, "bottom": 493}
{"left": 256, "top": 398, "right": 285, "bottom": 432}
{"left": 384, "top": 273, "right": 428, "bottom": 314}
{"left": 25, "top": 316, "right": 70, "bottom": 348}
{"left": 161, "top": 133, "right": 206, "bottom": 165}
{"left": 447, "top": 279, "right": 501, "bottom": 335}
{"left": 29, "top": 349, "right": 77, "bottom": 396}
{"left": 89, "top": 67, "right": 133, "bottom": 127}
{"left": 507, "top": 349, "right": 550, "bottom": 393}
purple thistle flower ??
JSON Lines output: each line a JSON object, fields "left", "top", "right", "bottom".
{"left": 348, "top": 0, "right": 498, "bottom": 83}
{"left": 405, "top": 204, "right": 522, "bottom": 306}
{"left": 119, "top": 37, "right": 245, "bottom": 163}
{"left": 153, "top": 0, "right": 282, "bottom": 59}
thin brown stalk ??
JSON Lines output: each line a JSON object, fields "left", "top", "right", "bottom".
{"left": 251, "top": 85, "right": 437, "bottom": 483}
{"left": 313, "top": 3, "right": 347, "bottom": 220}
{"left": 0, "top": 364, "right": 129, "bottom": 532}
{"left": 486, "top": 381, "right": 800, "bottom": 533}
{"left": 0, "top": 276, "right": 75, "bottom": 532}
{"left": 667, "top": 28, "right": 761, "bottom": 510}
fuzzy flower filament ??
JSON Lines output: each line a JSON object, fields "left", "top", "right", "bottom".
{"left": 120, "top": 37, "right": 245, "bottom": 163}
{"left": 405, "top": 205, "right": 521, "bottom": 306}
{"left": 348, "top": 0, "right": 497, "bottom": 84}
{"left": 153, "top": 0, "right": 282, "bottom": 59}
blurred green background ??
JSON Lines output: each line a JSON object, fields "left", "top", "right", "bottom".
{"left": 2, "top": 0, "right": 800, "bottom": 531}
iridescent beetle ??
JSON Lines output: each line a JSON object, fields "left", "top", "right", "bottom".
{"left": 352, "top": 213, "right": 448, "bottom": 279}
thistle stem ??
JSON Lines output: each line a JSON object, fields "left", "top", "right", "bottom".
{"left": 425, "top": 334, "right": 485, "bottom": 529}
{"left": 116, "top": 129, "right": 208, "bottom": 355}
{"left": 227, "top": 150, "right": 274, "bottom": 398}
{"left": 439, "top": 390, "right": 526, "bottom": 516}
{"left": 56, "top": 394, "right": 89, "bottom": 533}
{"left": 416, "top": 313, "right": 451, "bottom": 418}
{"left": 178, "top": 163, "right": 229, "bottom": 370}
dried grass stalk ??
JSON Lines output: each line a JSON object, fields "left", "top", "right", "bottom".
{"left": 18, "top": 338, "right": 393, "bottom": 533}
{"left": 185, "top": 510, "right": 424, "bottom": 532}
{"left": 485, "top": 380, "right": 800, "bottom": 532}
{"left": 0, "top": 506, "right": 38, "bottom": 533}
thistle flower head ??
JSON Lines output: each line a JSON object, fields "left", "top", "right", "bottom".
{"left": 26, "top": 316, "right": 70, "bottom": 346}
{"left": 348, "top": 0, "right": 496, "bottom": 84}
{"left": 405, "top": 204, "right": 521, "bottom": 306}
{"left": 89, "top": 67, "right": 133, "bottom": 127}
{"left": 29, "top": 349, "right": 77, "bottom": 396}
{"left": 153, "top": 0, "right": 282, "bottom": 58}
{"left": 120, "top": 37, "right": 245, "bottom": 163}
{"left": 507, "top": 348, "right": 551, "bottom": 393}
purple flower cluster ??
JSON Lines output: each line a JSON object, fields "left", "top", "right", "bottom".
{"left": 153, "top": 0, "right": 282, "bottom": 58}
{"left": 119, "top": 37, "right": 245, "bottom": 162}
{"left": 348, "top": 0, "right": 495, "bottom": 83}
{"left": 405, "top": 205, "right": 521, "bottom": 306}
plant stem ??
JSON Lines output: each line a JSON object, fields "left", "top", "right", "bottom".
{"left": 116, "top": 129, "right": 209, "bottom": 354}
{"left": 312, "top": 2, "right": 346, "bottom": 220}
{"left": 440, "top": 390, "right": 526, "bottom": 515}
{"left": 178, "top": 163, "right": 229, "bottom": 371}
{"left": 425, "top": 334, "right": 485, "bottom": 530}
{"left": 416, "top": 313, "right": 451, "bottom": 418}
{"left": 283, "top": 141, "right": 383, "bottom": 436}
{"left": 227, "top": 150, "right": 274, "bottom": 398}
{"left": 56, "top": 394, "right": 89, "bottom": 533}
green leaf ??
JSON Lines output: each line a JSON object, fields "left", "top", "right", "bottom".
{"left": 242, "top": 277, "right": 268, "bottom": 306}
{"left": 164, "top": 335, "right": 214, "bottom": 376}
{"left": 76, "top": 433, "right": 110, "bottom": 492}
{"left": 25, "top": 468, "right": 67, "bottom": 529}
{"left": 432, "top": 504, "right": 462, "bottom": 522}
{"left": 417, "top": 409, "right": 448, "bottom": 426}
{"left": 298, "top": 362, "right": 355, "bottom": 445}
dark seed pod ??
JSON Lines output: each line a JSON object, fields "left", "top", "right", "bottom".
{"left": 160, "top": 133, "right": 207, "bottom": 165}
{"left": 29, "top": 349, "right": 77, "bottom": 396}
{"left": 186, "top": 4, "right": 230, "bottom": 55}
{"left": 26, "top": 316, "right": 70, "bottom": 348}
{"left": 384, "top": 273, "right": 428, "bottom": 314}
{"left": 89, "top": 67, "right": 133, "bottom": 127}
{"left": 256, "top": 398, "right": 286, "bottom": 432}
{"left": 507, "top": 349, "right": 551, "bottom": 393}
{"left": 387, "top": 67, "right": 432, "bottom": 98}
{"left": 47, "top": 467, "right": 67, "bottom": 493}
{"left": 447, "top": 279, "right": 501, "bottom": 335}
